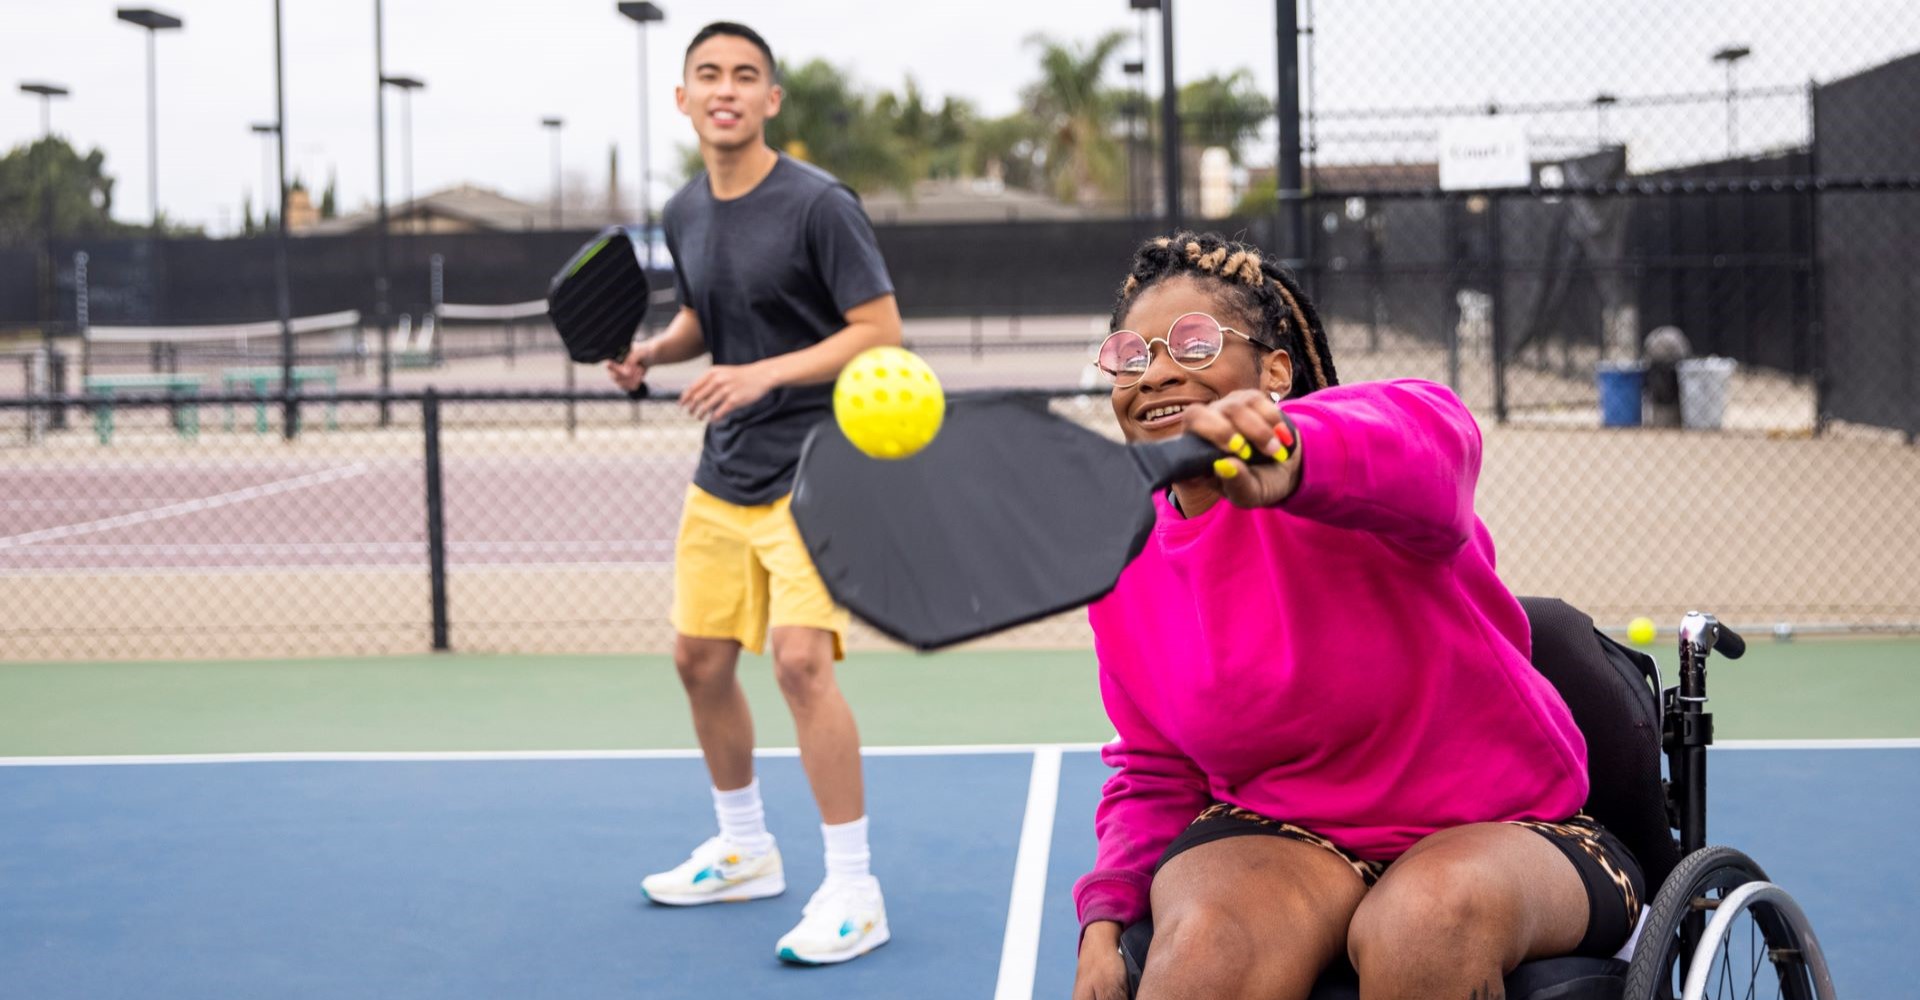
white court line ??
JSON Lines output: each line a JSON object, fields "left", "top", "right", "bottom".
{"left": 0, "top": 464, "right": 371, "bottom": 552}
{"left": 3, "top": 740, "right": 1912, "bottom": 769}
{"left": 0, "top": 743, "right": 1110, "bottom": 767}
{"left": 1716, "top": 738, "right": 1920, "bottom": 750}
{"left": 2, "top": 540, "right": 676, "bottom": 557}
{"left": 995, "top": 746, "right": 1062, "bottom": 1000}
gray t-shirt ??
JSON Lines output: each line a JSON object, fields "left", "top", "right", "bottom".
{"left": 664, "top": 154, "right": 894, "bottom": 506}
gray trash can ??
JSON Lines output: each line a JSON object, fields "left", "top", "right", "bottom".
{"left": 1678, "top": 356, "right": 1737, "bottom": 430}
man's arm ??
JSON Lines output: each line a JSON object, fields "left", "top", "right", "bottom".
{"left": 679, "top": 294, "right": 903, "bottom": 422}
{"left": 606, "top": 306, "right": 706, "bottom": 393}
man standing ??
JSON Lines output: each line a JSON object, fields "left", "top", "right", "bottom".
{"left": 608, "top": 21, "right": 900, "bottom": 966}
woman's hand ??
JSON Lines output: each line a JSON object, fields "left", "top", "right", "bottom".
{"left": 1073, "top": 921, "right": 1130, "bottom": 1000}
{"left": 1182, "top": 389, "right": 1303, "bottom": 508}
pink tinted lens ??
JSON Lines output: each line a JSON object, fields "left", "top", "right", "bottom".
{"left": 1099, "top": 331, "right": 1152, "bottom": 375}
{"left": 1168, "top": 314, "right": 1225, "bottom": 363}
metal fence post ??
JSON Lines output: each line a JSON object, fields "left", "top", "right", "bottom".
{"left": 423, "top": 388, "right": 451, "bottom": 650}
{"left": 1805, "top": 81, "right": 1830, "bottom": 438}
{"left": 1488, "top": 193, "right": 1510, "bottom": 424}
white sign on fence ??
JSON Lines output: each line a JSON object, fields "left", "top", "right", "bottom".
{"left": 1438, "top": 118, "right": 1533, "bottom": 191}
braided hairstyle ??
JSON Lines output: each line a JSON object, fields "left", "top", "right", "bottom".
{"left": 1111, "top": 232, "right": 1338, "bottom": 398}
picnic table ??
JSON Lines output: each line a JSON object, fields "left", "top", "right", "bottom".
{"left": 83, "top": 373, "right": 205, "bottom": 445}
{"left": 220, "top": 365, "right": 339, "bottom": 434}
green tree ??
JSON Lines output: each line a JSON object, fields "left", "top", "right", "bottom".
{"left": 1180, "top": 70, "right": 1272, "bottom": 164}
{"left": 964, "top": 113, "right": 1045, "bottom": 192}
{"left": 0, "top": 137, "right": 136, "bottom": 247}
{"left": 875, "top": 77, "right": 975, "bottom": 182}
{"left": 1023, "top": 31, "right": 1129, "bottom": 206}
{"left": 320, "top": 169, "right": 338, "bottom": 218}
{"left": 765, "top": 59, "right": 913, "bottom": 195}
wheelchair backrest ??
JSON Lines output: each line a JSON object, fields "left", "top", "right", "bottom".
{"left": 1518, "top": 596, "right": 1681, "bottom": 896}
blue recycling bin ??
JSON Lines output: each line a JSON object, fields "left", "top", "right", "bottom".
{"left": 1595, "top": 361, "right": 1646, "bottom": 428}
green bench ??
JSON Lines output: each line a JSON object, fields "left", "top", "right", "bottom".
{"left": 83, "top": 373, "right": 205, "bottom": 444}
{"left": 220, "top": 366, "right": 339, "bottom": 434}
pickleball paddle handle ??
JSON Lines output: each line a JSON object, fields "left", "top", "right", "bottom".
{"left": 626, "top": 382, "right": 650, "bottom": 401}
{"left": 1130, "top": 428, "right": 1280, "bottom": 491}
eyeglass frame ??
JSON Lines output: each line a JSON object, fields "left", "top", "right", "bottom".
{"left": 1096, "top": 311, "right": 1271, "bottom": 389}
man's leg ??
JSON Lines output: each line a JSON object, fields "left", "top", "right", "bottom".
{"left": 766, "top": 624, "right": 885, "bottom": 963}
{"left": 642, "top": 488, "right": 785, "bottom": 906}
{"left": 768, "top": 626, "right": 863, "bottom": 825}
{"left": 756, "top": 497, "right": 885, "bottom": 964}
{"left": 675, "top": 633, "right": 754, "bottom": 792}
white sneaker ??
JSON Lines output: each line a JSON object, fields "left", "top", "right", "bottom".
{"left": 774, "top": 876, "right": 890, "bottom": 965}
{"left": 641, "top": 836, "right": 785, "bottom": 906}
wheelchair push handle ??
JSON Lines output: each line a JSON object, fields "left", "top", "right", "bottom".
{"left": 1680, "top": 611, "right": 1746, "bottom": 660}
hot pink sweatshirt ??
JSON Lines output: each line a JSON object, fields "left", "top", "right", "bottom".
{"left": 1073, "top": 379, "right": 1589, "bottom": 930}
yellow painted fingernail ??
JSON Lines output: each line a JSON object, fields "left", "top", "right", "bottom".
{"left": 1226, "top": 433, "right": 1247, "bottom": 456}
{"left": 1237, "top": 442, "right": 1254, "bottom": 460}
{"left": 1212, "top": 457, "right": 1240, "bottom": 479}
{"left": 1273, "top": 445, "right": 1290, "bottom": 463}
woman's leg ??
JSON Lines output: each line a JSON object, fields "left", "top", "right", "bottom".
{"left": 1141, "top": 835, "right": 1368, "bottom": 1000}
{"left": 1346, "top": 823, "right": 1589, "bottom": 1000}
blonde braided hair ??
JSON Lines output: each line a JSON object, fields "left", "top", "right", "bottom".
{"left": 1110, "top": 231, "right": 1339, "bottom": 395}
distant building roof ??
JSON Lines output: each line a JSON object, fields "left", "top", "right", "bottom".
{"left": 859, "top": 178, "right": 1093, "bottom": 224}
{"left": 304, "top": 184, "right": 624, "bottom": 235}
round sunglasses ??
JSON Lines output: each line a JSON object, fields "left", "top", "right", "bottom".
{"left": 1096, "top": 312, "right": 1259, "bottom": 388}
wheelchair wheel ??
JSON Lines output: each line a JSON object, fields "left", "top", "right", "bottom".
{"left": 1623, "top": 846, "right": 1833, "bottom": 1000}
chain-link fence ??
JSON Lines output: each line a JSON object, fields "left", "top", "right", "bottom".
{"left": 5, "top": 2, "right": 1920, "bottom": 658}
{"left": 2, "top": 376, "right": 1917, "bottom": 661}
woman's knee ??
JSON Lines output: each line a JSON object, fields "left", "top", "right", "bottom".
{"left": 1351, "top": 862, "right": 1528, "bottom": 980}
{"left": 1147, "top": 902, "right": 1262, "bottom": 981}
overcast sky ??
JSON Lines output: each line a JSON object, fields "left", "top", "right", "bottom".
{"left": 5, "top": 0, "right": 1916, "bottom": 235}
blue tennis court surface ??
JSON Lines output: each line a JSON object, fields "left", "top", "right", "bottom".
{"left": 2, "top": 745, "right": 1915, "bottom": 999}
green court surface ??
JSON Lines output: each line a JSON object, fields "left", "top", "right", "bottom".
{"left": 2, "top": 639, "right": 1916, "bottom": 756}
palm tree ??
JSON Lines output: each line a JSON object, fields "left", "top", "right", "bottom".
{"left": 1180, "top": 70, "right": 1272, "bottom": 164}
{"left": 1023, "top": 31, "right": 1129, "bottom": 206}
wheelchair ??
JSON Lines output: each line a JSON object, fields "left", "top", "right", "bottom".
{"left": 1118, "top": 597, "right": 1836, "bottom": 1000}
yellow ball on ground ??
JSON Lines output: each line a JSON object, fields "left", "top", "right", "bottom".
{"left": 1627, "top": 616, "right": 1658, "bottom": 646}
{"left": 833, "top": 346, "right": 945, "bottom": 460}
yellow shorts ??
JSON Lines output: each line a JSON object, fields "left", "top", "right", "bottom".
{"left": 670, "top": 483, "right": 849, "bottom": 658}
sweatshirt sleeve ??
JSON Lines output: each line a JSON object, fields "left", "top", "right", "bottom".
{"left": 1279, "top": 379, "right": 1483, "bottom": 561}
{"left": 1072, "top": 667, "right": 1211, "bottom": 930}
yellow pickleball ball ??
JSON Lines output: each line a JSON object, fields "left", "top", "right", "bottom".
{"left": 833, "top": 346, "right": 945, "bottom": 460}
{"left": 1627, "top": 616, "right": 1658, "bottom": 646}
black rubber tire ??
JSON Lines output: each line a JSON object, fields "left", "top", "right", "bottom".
{"left": 1623, "top": 845, "right": 1823, "bottom": 1000}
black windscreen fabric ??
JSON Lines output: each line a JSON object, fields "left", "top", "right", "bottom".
{"left": 790, "top": 396, "right": 1159, "bottom": 649}
{"left": 1519, "top": 596, "right": 1680, "bottom": 897}
{"left": 546, "top": 227, "right": 651, "bottom": 364}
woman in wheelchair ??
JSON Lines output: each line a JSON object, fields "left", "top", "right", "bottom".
{"left": 1073, "top": 232, "right": 1646, "bottom": 1000}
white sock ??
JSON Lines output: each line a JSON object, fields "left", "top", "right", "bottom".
{"left": 712, "top": 779, "right": 774, "bottom": 855}
{"left": 821, "top": 815, "right": 872, "bottom": 885}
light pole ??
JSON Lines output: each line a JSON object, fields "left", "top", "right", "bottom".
{"left": 617, "top": 3, "right": 664, "bottom": 260}
{"left": 542, "top": 116, "right": 565, "bottom": 228}
{"left": 1123, "top": 59, "right": 1144, "bottom": 218}
{"left": 372, "top": 0, "right": 395, "bottom": 425}
{"left": 1713, "top": 45, "right": 1751, "bottom": 159}
{"left": 250, "top": 122, "right": 278, "bottom": 231}
{"left": 18, "top": 82, "right": 67, "bottom": 137}
{"left": 1129, "top": 0, "right": 1179, "bottom": 228}
{"left": 1273, "top": 0, "right": 1304, "bottom": 260}
{"left": 18, "top": 83, "right": 68, "bottom": 327}
{"left": 271, "top": 0, "right": 296, "bottom": 439}
{"left": 115, "top": 8, "right": 183, "bottom": 230}
{"left": 1593, "top": 93, "right": 1618, "bottom": 149}
{"left": 382, "top": 75, "right": 425, "bottom": 231}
